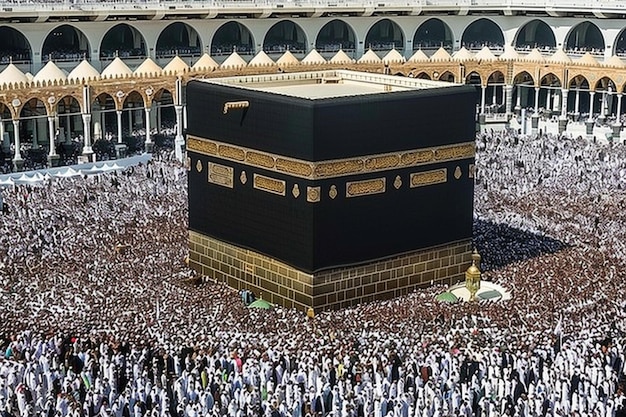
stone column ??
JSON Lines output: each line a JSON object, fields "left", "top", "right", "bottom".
{"left": 559, "top": 89, "right": 569, "bottom": 134}
{"left": 574, "top": 89, "right": 581, "bottom": 117}
{"left": 586, "top": 91, "right": 596, "bottom": 136}
{"left": 505, "top": 84, "right": 513, "bottom": 117}
{"left": 116, "top": 110, "right": 123, "bottom": 144}
{"left": 12, "top": 120, "right": 23, "bottom": 171}
{"left": 47, "top": 116, "right": 57, "bottom": 157}
{"left": 175, "top": 104, "right": 185, "bottom": 162}
{"left": 534, "top": 87, "right": 540, "bottom": 114}
{"left": 480, "top": 85, "right": 486, "bottom": 114}
{"left": 588, "top": 92, "right": 595, "bottom": 123}
{"left": 144, "top": 107, "right": 153, "bottom": 153}
{"left": 82, "top": 113, "right": 93, "bottom": 156}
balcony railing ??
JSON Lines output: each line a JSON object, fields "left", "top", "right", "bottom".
{"left": 0, "top": 0, "right": 625, "bottom": 13}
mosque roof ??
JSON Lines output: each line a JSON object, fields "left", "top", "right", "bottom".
{"left": 192, "top": 53, "right": 219, "bottom": 71}
{"left": 101, "top": 57, "right": 133, "bottom": 78}
{"left": 358, "top": 49, "right": 382, "bottom": 64}
{"left": 248, "top": 51, "right": 276, "bottom": 67}
{"left": 603, "top": 55, "right": 625, "bottom": 68}
{"left": 523, "top": 48, "right": 545, "bottom": 63}
{"left": 67, "top": 59, "right": 100, "bottom": 81}
{"left": 547, "top": 49, "right": 572, "bottom": 64}
{"left": 134, "top": 58, "right": 162, "bottom": 75}
{"left": 33, "top": 61, "right": 67, "bottom": 83}
{"left": 301, "top": 49, "right": 327, "bottom": 65}
{"left": 577, "top": 52, "right": 599, "bottom": 66}
{"left": 329, "top": 49, "right": 354, "bottom": 64}
{"left": 220, "top": 51, "right": 248, "bottom": 68}
{"left": 276, "top": 50, "right": 300, "bottom": 66}
{"left": 430, "top": 47, "right": 452, "bottom": 61}
{"left": 453, "top": 47, "right": 475, "bottom": 61}
{"left": 498, "top": 45, "right": 520, "bottom": 60}
{"left": 474, "top": 46, "right": 497, "bottom": 61}
{"left": 163, "top": 56, "right": 190, "bottom": 73}
{"left": 382, "top": 48, "right": 405, "bottom": 64}
{"left": 0, "top": 63, "right": 29, "bottom": 85}
{"left": 407, "top": 49, "right": 429, "bottom": 62}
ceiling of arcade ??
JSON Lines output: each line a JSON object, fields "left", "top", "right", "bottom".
{"left": 2, "top": 59, "right": 626, "bottom": 119}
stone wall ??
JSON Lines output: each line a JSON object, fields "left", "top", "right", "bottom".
{"left": 189, "top": 230, "right": 473, "bottom": 312}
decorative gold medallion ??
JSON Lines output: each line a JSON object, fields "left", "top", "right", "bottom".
{"left": 469, "top": 164, "right": 475, "bottom": 179}
{"left": 195, "top": 160, "right": 203, "bottom": 173}
{"left": 394, "top": 175, "right": 402, "bottom": 189}
{"left": 329, "top": 185, "right": 338, "bottom": 199}
{"left": 307, "top": 186, "right": 321, "bottom": 202}
{"left": 240, "top": 170, "right": 247, "bottom": 184}
{"left": 186, "top": 157, "right": 191, "bottom": 171}
{"left": 292, "top": 184, "right": 300, "bottom": 198}
{"left": 454, "top": 166, "right": 462, "bottom": 180}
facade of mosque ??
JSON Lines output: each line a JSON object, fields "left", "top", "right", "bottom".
{"left": 186, "top": 70, "right": 476, "bottom": 311}
{"left": 3, "top": 1, "right": 626, "bottom": 169}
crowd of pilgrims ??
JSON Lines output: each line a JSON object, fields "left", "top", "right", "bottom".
{"left": 0, "top": 130, "right": 625, "bottom": 417}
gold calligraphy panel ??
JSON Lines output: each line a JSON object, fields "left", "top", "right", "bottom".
{"left": 253, "top": 174, "right": 286, "bottom": 196}
{"left": 410, "top": 169, "right": 447, "bottom": 188}
{"left": 208, "top": 162, "right": 234, "bottom": 188}
{"left": 346, "top": 178, "right": 386, "bottom": 198}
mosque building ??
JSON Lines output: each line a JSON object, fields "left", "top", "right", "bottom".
{"left": 2, "top": 0, "right": 626, "bottom": 171}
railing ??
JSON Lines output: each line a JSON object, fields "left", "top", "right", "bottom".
{"left": 0, "top": 0, "right": 625, "bottom": 12}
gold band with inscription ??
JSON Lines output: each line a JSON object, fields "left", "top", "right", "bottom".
{"left": 187, "top": 135, "right": 474, "bottom": 180}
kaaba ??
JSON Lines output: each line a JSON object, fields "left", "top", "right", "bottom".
{"left": 186, "top": 70, "right": 477, "bottom": 311}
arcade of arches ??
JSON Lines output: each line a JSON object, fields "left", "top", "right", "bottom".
{"left": 6, "top": 17, "right": 626, "bottom": 69}
{"left": 2, "top": 54, "right": 626, "bottom": 171}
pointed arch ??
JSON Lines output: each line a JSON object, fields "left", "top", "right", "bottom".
{"left": 42, "top": 24, "right": 90, "bottom": 63}
{"left": 565, "top": 21, "right": 604, "bottom": 55}
{"left": 438, "top": 71, "right": 455, "bottom": 83}
{"left": 413, "top": 18, "right": 453, "bottom": 53}
{"left": 263, "top": 20, "right": 307, "bottom": 55}
{"left": 364, "top": 18, "right": 405, "bottom": 53}
{"left": 514, "top": 19, "right": 556, "bottom": 53}
{"left": 461, "top": 18, "right": 504, "bottom": 53}
{"left": 100, "top": 23, "right": 148, "bottom": 61}
{"left": 212, "top": 21, "right": 255, "bottom": 56}
{"left": 156, "top": 22, "right": 202, "bottom": 59}
{"left": 0, "top": 26, "right": 32, "bottom": 64}
{"left": 315, "top": 19, "right": 356, "bottom": 54}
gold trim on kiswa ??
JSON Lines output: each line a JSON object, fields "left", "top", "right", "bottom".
{"left": 247, "top": 151, "right": 275, "bottom": 169}
{"left": 346, "top": 178, "right": 386, "bottom": 198}
{"left": 434, "top": 144, "right": 475, "bottom": 161}
{"left": 365, "top": 155, "right": 400, "bottom": 170}
{"left": 253, "top": 174, "right": 286, "bottom": 196}
{"left": 188, "top": 136, "right": 218, "bottom": 155}
{"left": 315, "top": 160, "right": 363, "bottom": 177}
{"left": 219, "top": 144, "right": 245, "bottom": 161}
{"left": 208, "top": 162, "right": 234, "bottom": 188}
{"left": 410, "top": 169, "right": 448, "bottom": 188}
{"left": 187, "top": 135, "right": 474, "bottom": 180}
{"left": 276, "top": 158, "right": 313, "bottom": 177}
